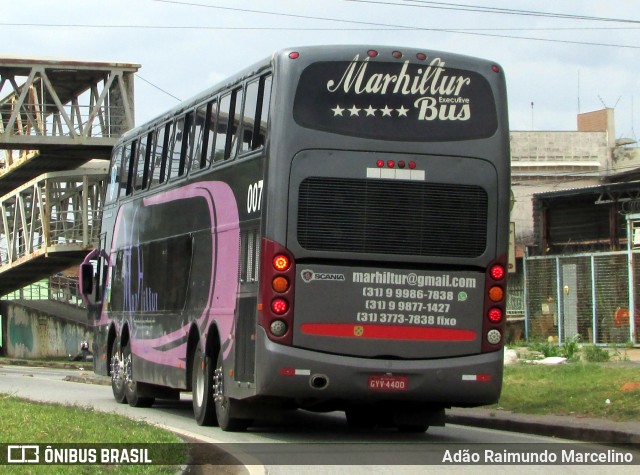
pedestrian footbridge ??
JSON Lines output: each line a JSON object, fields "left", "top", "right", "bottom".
{"left": 0, "top": 57, "right": 139, "bottom": 295}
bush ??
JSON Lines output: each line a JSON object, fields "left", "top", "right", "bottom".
{"left": 583, "top": 345, "right": 610, "bottom": 362}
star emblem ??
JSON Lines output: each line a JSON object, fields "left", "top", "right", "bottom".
{"left": 381, "top": 105, "right": 393, "bottom": 117}
{"left": 332, "top": 105, "right": 344, "bottom": 116}
{"left": 364, "top": 105, "right": 377, "bottom": 117}
{"left": 348, "top": 105, "right": 361, "bottom": 116}
{"left": 397, "top": 105, "right": 409, "bottom": 117}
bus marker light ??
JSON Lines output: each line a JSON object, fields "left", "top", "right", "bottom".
{"left": 289, "top": 52, "right": 300, "bottom": 59}
{"left": 270, "top": 319, "right": 288, "bottom": 336}
{"left": 488, "top": 307, "right": 503, "bottom": 322}
{"left": 492, "top": 65, "right": 500, "bottom": 73}
{"left": 409, "top": 161, "right": 416, "bottom": 169}
{"left": 280, "top": 368, "right": 295, "bottom": 376}
{"left": 392, "top": 50, "right": 403, "bottom": 59}
{"left": 271, "top": 299, "right": 288, "bottom": 315}
{"left": 376, "top": 159, "right": 384, "bottom": 168}
{"left": 387, "top": 160, "right": 395, "bottom": 168}
{"left": 416, "top": 52, "right": 427, "bottom": 61}
{"left": 490, "top": 264, "right": 505, "bottom": 280}
{"left": 273, "top": 255, "right": 290, "bottom": 271}
{"left": 488, "top": 286, "right": 504, "bottom": 302}
{"left": 397, "top": 160, "right": 406, "bottom": 169}
{"left": 367, "top": 49, "right": 378, "bottom": 58}
{"left": 272, "top": 276, "right": 289, "bottom": 293}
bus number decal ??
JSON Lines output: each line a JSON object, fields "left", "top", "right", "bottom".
{"left": 247, "top": 180, "right": 264, "bottom": 214}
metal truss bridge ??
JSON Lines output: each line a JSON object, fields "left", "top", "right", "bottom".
{"left": 0, "top": 57, "right": 139, "bottom": 295}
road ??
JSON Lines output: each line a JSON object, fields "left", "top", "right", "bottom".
{"left": 0, "top": 364, "right": 636, "bottom": 474}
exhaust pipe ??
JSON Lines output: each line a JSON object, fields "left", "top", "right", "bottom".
{"left": 309, "top": 374, "right": 329, "bottom": 390}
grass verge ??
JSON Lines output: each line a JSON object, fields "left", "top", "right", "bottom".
{"left": 0, "top": 393, "right": 186, "bottom": 474}
{"left": 497, "top": 363, "right": 640, "bottom": 421}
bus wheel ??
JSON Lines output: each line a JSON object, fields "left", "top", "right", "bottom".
{"left": 110, "top": 340, "right": 127, "bottom": 404}
{"left": 191, "top": 347, "right": 217, "bottom": 426}
{"left": 213, "top": 352, "right": 251, "bottom": 432}
{"left": 123, "top": 343, "right": 155, "bottom": 408}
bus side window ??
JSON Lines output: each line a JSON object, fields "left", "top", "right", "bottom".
{"left": 256, "top": 74, "right": 272, "bottom": 148}
{"left": 227, "top": 87, "right": 242, "bottom": 159}
{"left": 122, "top": 141, "right": 136, "bottom": 197}
{"left": 134, "top": 135, "right": 149, "bottom": 191}
{"left": 167, "top": 118, "right": 184, "bottom": 181}
{"left": 153, "top": 122, "right": 171, "bottom": 185}
{"left": 204, "top": 100, "right": 218, "bottom": 167}
{"left": 191, "top": 104, "right": 209, "bottom": 173}
{"left": 214, "top": 93, "right": 231, "bottom": 163}
{"left": 181, "top": 112, "right": 194, "bottom": 175}
{"left": 141, "top": 132, "right": 153, "bottom": 189}
{"left": 106, "top": 146, "right": 123, "bottom": 203}
{"left": 239, "top": 79, "right": 259, "bottom": 155}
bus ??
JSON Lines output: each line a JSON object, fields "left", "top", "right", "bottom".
{"left": 80, "top": 45, "right": 510, "bottom": 432}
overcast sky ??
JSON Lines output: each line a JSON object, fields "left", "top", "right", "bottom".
{"left": 3, "top": 0, "right": 639, "bottom": 141}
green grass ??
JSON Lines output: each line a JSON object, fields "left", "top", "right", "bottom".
{"left": 497, "top": 363, "right": 640, "bottom": 421}
{"left": 0, "top": 394, "right": 186, "bottom": 474}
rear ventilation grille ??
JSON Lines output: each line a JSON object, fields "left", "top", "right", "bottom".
{"left": 297, "top": 177, "right": 487, "bottom": 258}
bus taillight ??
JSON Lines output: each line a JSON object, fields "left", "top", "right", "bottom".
{"left": 272, "top": 276, "right": 289, "bottom": 293}
{"left": 482, "top": 257, "right": 508, "bottom": 352}
{"left": 259, "top": 238, "right": 296, "bottom": 345}
{"left": 488, "top": 307, "right": 503, "bottom": 323}
{"left": 490, "top": 264, "right": 505, "bottom": 281}
{"left": 273, "top": 255, "right": 290, "bottom": 271}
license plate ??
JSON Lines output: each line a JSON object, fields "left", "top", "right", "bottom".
{"left": 368, "top": 375, "right": 409, "bottom": 392}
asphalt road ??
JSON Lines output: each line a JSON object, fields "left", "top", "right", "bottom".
{"left": 0, "top": 364, "right": 636, "bottom": 474}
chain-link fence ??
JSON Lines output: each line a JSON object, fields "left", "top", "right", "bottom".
{"left": 525, "top": 251, "right": 638, "bottom": 345}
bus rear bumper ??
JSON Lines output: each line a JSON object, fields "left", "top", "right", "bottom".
{"left": 254, "top": 330, "right": 503, "bottom": 407}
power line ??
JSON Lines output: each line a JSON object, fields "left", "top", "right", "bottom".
{"left": 2, "top": 22, "right": 638, "bottom": 32}
{"left": 136, "top": 74, "right": 182, "bottom": 102}
{"left": 143, "top": 0, "right": 640, "bottom": 49}
{"left": 348, "top": 0, "right": 640, "bottom": 24}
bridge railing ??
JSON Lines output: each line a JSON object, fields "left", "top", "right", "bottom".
{"left": 0, "top": 168, "right": 107, "bottom": 269}
{"left": 1, "top": 275, "right": 85, "bottom": 308}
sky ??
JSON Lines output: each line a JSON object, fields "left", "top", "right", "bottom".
{"left": 2, "top": 0, "right": 639, "bottom": 141}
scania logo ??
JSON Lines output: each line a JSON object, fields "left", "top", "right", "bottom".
{"left": 300, "top": 270, "right": 346, "bottom": 283}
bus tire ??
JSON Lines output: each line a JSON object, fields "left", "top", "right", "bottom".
{"left": 123, "top": 342, "right": 155, "bottom": 408}
{"left": 191, "top": 347, "right": 217, "bottom": 426}
{"left": 110, "top": 339, "right": 127, "bottom": 404}
{"left": 214, "top": 351, "right": 251, "bottom": 432}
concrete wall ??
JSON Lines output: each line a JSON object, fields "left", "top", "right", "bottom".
{"left": 510, "top": 129, "right": 611, "bottom": 245}
{"left": 0, "top": 301, "right": 92, "bottom": 358}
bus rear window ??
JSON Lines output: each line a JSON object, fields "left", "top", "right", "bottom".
{"left": 293, "top": 58, "right": 498, "bottom": 142}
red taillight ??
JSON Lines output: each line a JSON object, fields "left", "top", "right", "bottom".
{"left": 272, "top": 298, "right": 289, "bottom": 315}
{"left": 488, "top": 307, "right": 503, "bottom": 323}
{"left": 490, "top": 264, "right": 505, "bottom": 281}
{"left": 273, "top": 255, "right": 290, "bottom": 272}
